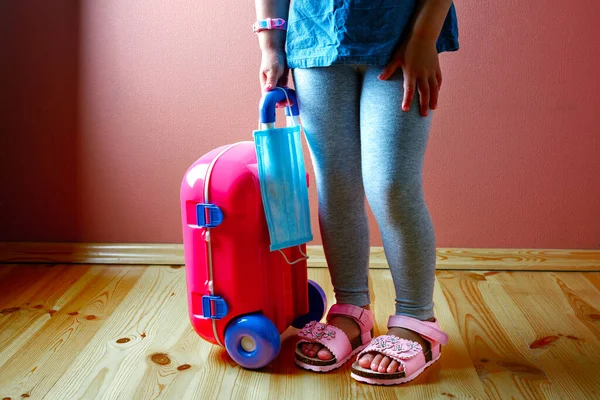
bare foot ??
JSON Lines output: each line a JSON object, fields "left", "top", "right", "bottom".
{"left": 300, "top": 305, "right": 369, "bottom": 360}
{"left": 357, "top": 319, "right": 433, "bottom": 373}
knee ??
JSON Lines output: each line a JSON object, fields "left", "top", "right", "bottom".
{"left": 317, "top": 171, "right": 365, "bottom": 209}
{"left": 364, "top": 176, "right": 424, "bottom": 218}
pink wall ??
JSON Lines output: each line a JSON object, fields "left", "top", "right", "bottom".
{"left": 1, "top": 1, "right": 599, "bottom": 248}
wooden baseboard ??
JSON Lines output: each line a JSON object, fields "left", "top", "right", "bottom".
{"left": 0, "top": 242, "right": 184, "bottom": 266}
{"left": 309, "top": 246, "right": 600, "bottom": 271}
{"left": 0, "top": 242, "right": 598, "bottom": 271}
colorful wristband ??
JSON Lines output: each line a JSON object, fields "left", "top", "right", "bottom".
{"left": 253, "top": 18, "right": 287, "bottom": 34}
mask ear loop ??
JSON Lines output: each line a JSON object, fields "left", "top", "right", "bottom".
{"left": 277, "top": 87, "right": 295, "bottom": 127}
{"left": 278, "top": 246, "right": 309, "bottom": 265}
{"left": 271, "top": 87, "right": 308, "bottom": 265}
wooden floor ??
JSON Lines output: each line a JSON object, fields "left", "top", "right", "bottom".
{"left": 0, "top": 265, "right": 599, "bottom": 399}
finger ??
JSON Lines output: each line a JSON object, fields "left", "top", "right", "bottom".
{"left": 260, "top": 70, "right": 267, "bottom": 91}
{"left": 378, "top": 356, "right": 391, "bottom": 373}
{"left": 429, "top": 76, "right": 439, "bottom": 110}
{"left": 436, "top": 68, "right": 443, "bottom": 89}
{"left": 417, "top": 77, "right": 430, "bottom": 117}
{"left": 370, "top": 354, "right": 384, "bottom": 371}
{"left": 378, "top": 60, "right": 401, "bottom": 80}
{"left": 275, "top": 86, "right": 294, "bottom": 108}
{"left": 276, "top": 99, "right": 294, "bottom": 108}
{"left": 278, "top": 71, "right": 289, "bottom": 89}
{"left": 402, "top": 72, "right": 416, "bottom": 112}
{"left": 263, "top": 69, "right": 279, "bottom": 92}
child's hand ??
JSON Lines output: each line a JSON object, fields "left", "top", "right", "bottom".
{"left": 378, "top": 37, "right": 441, "bottom": 117}
{"left": 260, "top": 48, "right": 292, "bottom": 108}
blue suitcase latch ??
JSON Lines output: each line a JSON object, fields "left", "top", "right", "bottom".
{"left": 202, "top": 295, "right": 228, "bottom": 319}
{"left": 196, "top": 204, "right": 223, "bottom": 228}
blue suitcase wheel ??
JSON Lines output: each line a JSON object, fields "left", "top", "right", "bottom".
{"left": 291, "top": 280, "right": 327, "bottom": 329}
{"left": 224, "top": 314, "right": 281, "bottom": 369}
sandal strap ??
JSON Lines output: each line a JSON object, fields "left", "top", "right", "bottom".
{"left": 388, "top": 315, "right": 448, "bottom": 345}
{"left": 297, "top": 321, "right": 352, "bottom": 360}
{"left": 327, "top": 304, "right": 374, "bottom": 343}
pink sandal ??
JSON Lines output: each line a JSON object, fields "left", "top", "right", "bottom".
{"left": 350, "top": 315, "right": 448, "bottom": 385}
{"left": 295, "top": 304, "right": 374, "bottom": 372}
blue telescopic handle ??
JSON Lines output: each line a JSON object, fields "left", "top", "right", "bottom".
{"left": 259, "top": 87, "right": 299, "bottom": 124}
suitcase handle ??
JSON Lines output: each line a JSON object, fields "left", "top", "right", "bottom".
{"left": 259, "top": 87, "right": 299, "bottom": 124}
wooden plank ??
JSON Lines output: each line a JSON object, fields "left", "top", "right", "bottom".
{"left": 549, "top": 273, "right": 600, "bottom": 340}
{"left": 437, "top": 270, "right": 558, "bottom": 399}
{"left": 489, "top": 271, "right": 600, "bottom": 400}
{"left": 429, "top": 277, "right": 490, "bottom": 399}
{"left": 43, "top": 265, "right": 197, "bottom": 400}
{"left": 0, "top": 264, "right": 71, "bottom": 309}
{"left": 2, "top": 242, "right": 599, "bottom": 271}
{"left": 581, "top": 272, "right": 600, "bottom": 295}
{"left": 0, "top": 265, "right": 146, "bottom": 399}
{"left": 157, "top": 328, "right": 241, "bottom": 400}
{"left": 0, "top": 265, "right": 92, "bottom": 370}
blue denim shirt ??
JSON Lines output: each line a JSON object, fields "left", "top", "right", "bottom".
{"left": 286, "top": 0, "right": 459, "bottom": 69}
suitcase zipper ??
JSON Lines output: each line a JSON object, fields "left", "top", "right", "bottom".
{"left": 201, "top": 142, "right": 246, "bottom": 346}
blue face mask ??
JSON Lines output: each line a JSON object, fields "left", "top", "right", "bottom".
{"left": 253, "top": 88, "right": 313, "bottom": 252}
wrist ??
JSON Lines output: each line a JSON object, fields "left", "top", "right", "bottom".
{"left": 408, "top": 0, "right": 453, "bottom": 45}
{"left": 258, "top": 30, "right": 286, "bottom": 52}
{"left": 408, "top": 32, "right": 437, "bottom": 47}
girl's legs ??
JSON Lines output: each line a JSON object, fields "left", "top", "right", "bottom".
{"left": 293, "top": 65, "right": 437, "bottom": 370}
{"left": 358, "top": 65, "right": 437, "bottom": 372}
{"left": 360, "top": 65, "right": 436, "bottom": 320}
{"left": 293, "top": 65, "right": 371, "bottom": 360}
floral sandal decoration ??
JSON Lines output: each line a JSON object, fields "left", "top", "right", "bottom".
{"left": 295, "top": 303, "right": 374, "bottom": 373}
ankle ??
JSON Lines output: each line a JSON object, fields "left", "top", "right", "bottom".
{"left": 387, "top": 327, "right": 431, "bottom": 350}
{"left": 327, "top": 315, "right": 361, "bottom": 336}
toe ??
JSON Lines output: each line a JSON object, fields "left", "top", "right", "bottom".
{"left": 307, "top": 343, "right": 321, "bottom": 357}
{"left": 378, "top": 356, "right": 391, "bottom": 373}
{"left": 388, "top": 360, "right": 400, "bottom": 373}
{"left": 397, "top": 360, "right": 405, "bottom": 372}
{"left": 301, "top": 343, "right": 311, "bottom": 356}
{"left": 317, "top": 346, "right": 333, "bottom": 360}
{"left": 358, "top": 353, "right": 373, "bottom": 368}
{"left": 370, "top": 354, "right": 384, "bottom": 372}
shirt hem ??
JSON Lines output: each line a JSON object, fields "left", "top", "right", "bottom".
{"left": 288, "top": 39, "right": 460, "bottom": 69}
{"left": 288, "top": 54, "right": 392, "bottom": 69}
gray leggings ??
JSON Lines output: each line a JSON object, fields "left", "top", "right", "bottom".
{"left": 293, "top": 65, "right": 436, "bottom": 320}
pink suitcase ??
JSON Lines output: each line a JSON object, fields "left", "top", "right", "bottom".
{"left": 180, "top": 118, "right": 326, "bottom": 369}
